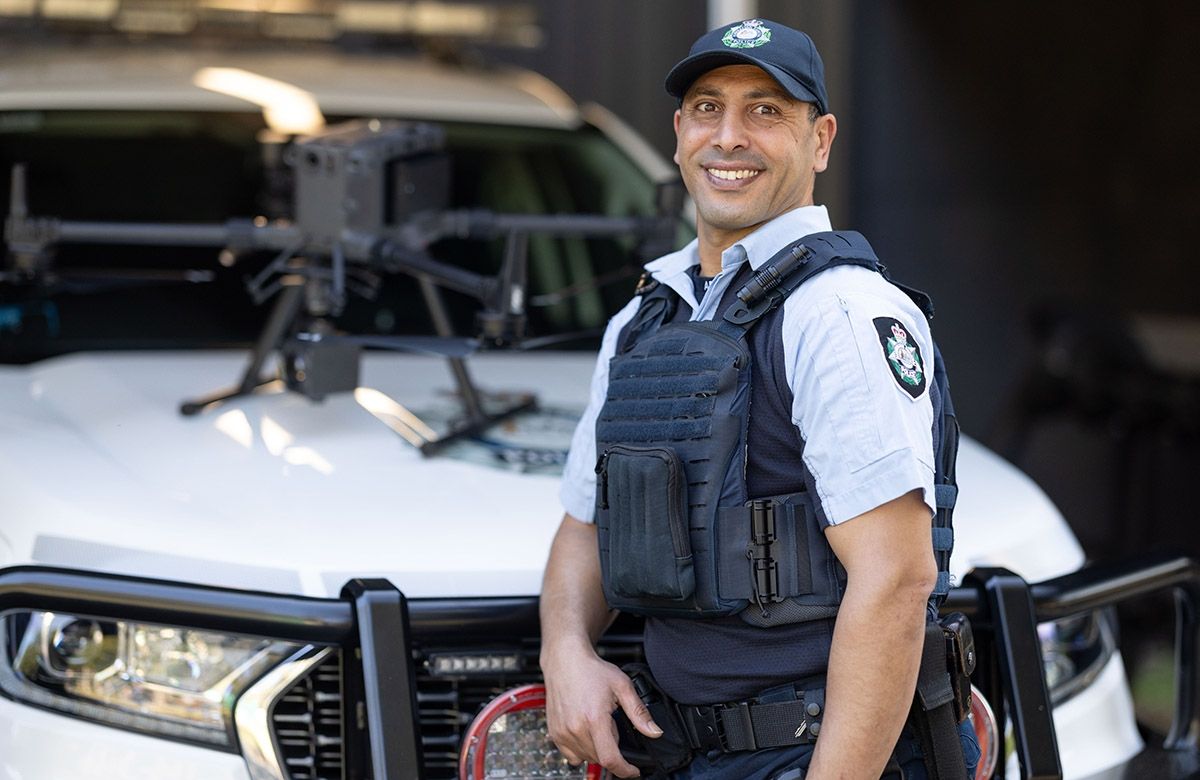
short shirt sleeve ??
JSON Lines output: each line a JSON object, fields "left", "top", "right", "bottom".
{"left": 782, "top": 265, "right": 937, "bottom": 526}
{"left": 558, "top": 296, "right": 642, "bottom": 523}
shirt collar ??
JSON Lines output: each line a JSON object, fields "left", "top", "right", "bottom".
{"left": 642, "top": 206, "right": 832, "bottom": 308}
{"left": 726, "top": 205, "right": 833, "bottom": 271}
{"left": 644, "top": 205, "right": 832, "bottom": 280}
{"left": 643, "top": 238, "right": 701, "bottom": 306}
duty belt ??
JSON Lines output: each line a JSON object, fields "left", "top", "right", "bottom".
{"left": 675, "top": 686, "right": 826, "bottom": 753}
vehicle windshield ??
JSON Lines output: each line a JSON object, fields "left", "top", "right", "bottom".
{"left": 0, "top": 110, "right": 676, "bottom": 363}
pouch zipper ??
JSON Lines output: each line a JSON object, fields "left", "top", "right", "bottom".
{"left": 595, "top": 451, "right": 610, "bottom": 510}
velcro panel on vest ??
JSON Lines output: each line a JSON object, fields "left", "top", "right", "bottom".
{"left": 932, "top": 527, "right": 953, "bottom": 555}
{"left": 935, "top": 484, "right": 958, "bottom": 510}
{"left": 602, "top": 353, "right": 732, "bottom": 443}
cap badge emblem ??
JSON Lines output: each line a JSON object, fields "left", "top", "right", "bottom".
{"left": 722, "top": 19, "right": 772, "bottom": 49}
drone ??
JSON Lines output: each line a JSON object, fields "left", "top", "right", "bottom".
{"left": 3, "top": 119, "right": 684, "bottom": 455}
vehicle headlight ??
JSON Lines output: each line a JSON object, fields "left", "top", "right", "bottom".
{"left": 0, "top": 609, "right": 302, "bottom": 748}
{"left": 1039, "top": 608, "right": 1116, "bottom": 705}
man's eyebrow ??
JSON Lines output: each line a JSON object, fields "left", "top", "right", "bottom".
{"left": 744, "top": 87, "right": 793, "bottom": 101}
{"left": 689, "top": 85, "right": 725, "bottom": 99}
{"left": 687, "top": 85, "right": 793, "bottom": 102}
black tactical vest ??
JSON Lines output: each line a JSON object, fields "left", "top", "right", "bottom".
{"left": 594, "top": 231, "right": 958, "bottom": 627}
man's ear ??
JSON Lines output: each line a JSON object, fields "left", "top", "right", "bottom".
{"left": 672, "top": 109, "right": 682, "bottom": 166}
{"left": 813, "top": 112, "right": 837, "bottom": 174}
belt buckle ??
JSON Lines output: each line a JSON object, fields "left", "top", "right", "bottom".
{"left": 716, "top": 701, "right": 758, "bottom": 752}
{"left": 679, "top": 704, "right": 724, "bottom": 753}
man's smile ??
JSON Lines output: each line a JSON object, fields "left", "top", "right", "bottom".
{"left": 705, "top": 167, "right": 761, "bottom": 181}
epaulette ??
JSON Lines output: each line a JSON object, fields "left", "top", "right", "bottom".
{"left": 634, "top": 271, "right": 660, "bottom": 296}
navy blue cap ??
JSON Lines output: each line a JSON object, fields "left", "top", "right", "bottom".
{"left": 665, "top": 18, "right": 829, "bottom": 115}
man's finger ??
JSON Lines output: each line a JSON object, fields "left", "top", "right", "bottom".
{"left": 614, "top": 679, "right": 663, "bottom": 739}
{"left": 594, "top": 719, "right": 641, "bottom": 778}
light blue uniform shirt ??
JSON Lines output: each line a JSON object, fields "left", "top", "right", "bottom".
{"left": 560, "top": 205, "right": 936, "bottom": 527}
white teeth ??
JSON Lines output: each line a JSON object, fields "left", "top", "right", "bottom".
{"left": 707, "top": 168, "right": 759, "bottom": 181}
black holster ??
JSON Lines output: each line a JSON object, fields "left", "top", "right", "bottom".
{"left": 612, "top": 663, "right": 693, "bottom": 777}
{"left": 909, "top": 612, "right": 975, "bottom": 779}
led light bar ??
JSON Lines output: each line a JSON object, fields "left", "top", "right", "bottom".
{"left": 427, "top": 651, "right": 523, "bottom": 676}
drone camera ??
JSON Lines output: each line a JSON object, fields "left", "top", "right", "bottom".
{"left": 289, "top": 120, "right": 450, "bottom": 250}
{"left": 283, "top": 335, "right": 361, "bottom": 401}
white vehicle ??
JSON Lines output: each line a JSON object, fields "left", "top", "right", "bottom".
{"left": 0, "top": 21, "right": 1183, "bottom": 780}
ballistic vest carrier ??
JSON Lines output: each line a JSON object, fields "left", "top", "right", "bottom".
{"left": 595, "top": 231, "right": 959, "bottom": 627}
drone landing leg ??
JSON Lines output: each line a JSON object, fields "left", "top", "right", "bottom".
{"left": 371, "top": 276, "right": 536, "bottom": 456}
{"left": 179, "top": 281, "right": 305, "bottom": 416}
{"left": 417, "top": 275, "right": 486, "bottom": 420}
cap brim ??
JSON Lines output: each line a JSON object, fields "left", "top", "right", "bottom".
{"left": 664, "top": 51, "right": 821, "bottom": 109}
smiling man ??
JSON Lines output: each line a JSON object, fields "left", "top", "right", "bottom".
{"left": 540, "top": 19, "right": 979, "bottom": 780}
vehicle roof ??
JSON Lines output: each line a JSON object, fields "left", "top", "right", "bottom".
{"left": 0, "top": 44, "right": 582, "bottom": 129}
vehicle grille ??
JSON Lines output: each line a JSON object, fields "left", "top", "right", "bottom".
{"left": 269, "top": 651, "right": 346, "bottom": 780}
{"left": 268, "top": 641, "right": 641, "bottom": 780}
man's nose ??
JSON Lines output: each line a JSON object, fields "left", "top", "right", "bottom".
{"left": 711, "top": 110, "right": 750, "bottom": 152}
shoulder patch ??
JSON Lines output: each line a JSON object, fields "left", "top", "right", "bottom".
{"left": 873, "top": 317, "right": 926, "bottom": 398}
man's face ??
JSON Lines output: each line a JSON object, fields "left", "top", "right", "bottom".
{"left": 673, "top": 64, "right": 836, "bottom": 247}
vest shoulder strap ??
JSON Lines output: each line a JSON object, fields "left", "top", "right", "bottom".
{"left": 721, "top": 231, "right": 881, "bottom": 331}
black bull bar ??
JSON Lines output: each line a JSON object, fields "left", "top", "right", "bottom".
{"left": 2, "top": 554, "right": 1200, "bottom": 779}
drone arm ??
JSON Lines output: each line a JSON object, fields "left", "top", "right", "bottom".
{"left": 370, "top": 237, "right": 495, "bottom": 301}
{"left": 50, "top": 219, "right": 302, "bottom": 250}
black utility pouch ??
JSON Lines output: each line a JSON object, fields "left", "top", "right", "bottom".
{"left": 613, "top": 663, "right": 693, "bottom": 777}
{"left": 940, "top": 612, "right": 975, "bottom": 723}
{"left": 597, "top": 445, "right": 695, "bottom": 602}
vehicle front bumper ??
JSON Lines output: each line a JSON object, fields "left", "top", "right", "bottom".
{"left": 1, "top": 556, "right": 1199, "bottom": 779}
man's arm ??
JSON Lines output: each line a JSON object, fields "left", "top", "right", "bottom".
{"left": 805, "top": 490, "right": 937, "bottom": 780}
{"left": 540, "top": 513, "right": 662, "bottom": 778}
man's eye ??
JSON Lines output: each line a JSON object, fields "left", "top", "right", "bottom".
{"left": 695, "top": 101, "right": 719, "bottom": 113}
{"left": 751, "top": 105, "right": 779, "bottom": 116}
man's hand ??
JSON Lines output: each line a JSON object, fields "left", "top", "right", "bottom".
{"left": 541, "top": 640, "right": 661, "bottom": 777}
{"left": 539, "top": 514, "right": 662, "bottom": 778}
